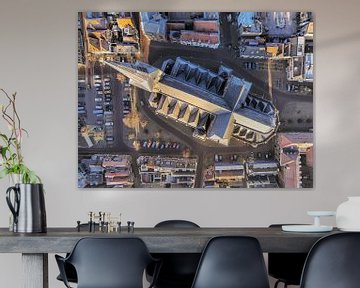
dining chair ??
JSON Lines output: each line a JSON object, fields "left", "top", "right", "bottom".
{"left": 147, "top": 220, "right": 201, "bottom": 288}
{"left": 56, "top": 223, "right": 99, "bottom": 284}
{"left": 268, "top": 224, "right": 308, "bottom": 288}
{"left": 300, "top": 232, "right": 360, "bottom": 288}
{"left": 191, "top": 236, "right": 270, "bottom": 288}
{"left": 55, "top": 237, "right": 161, "bottom": 288}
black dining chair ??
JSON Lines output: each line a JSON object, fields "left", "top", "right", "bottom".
{"left": 55, "top": 237, "right": 161, "bottom": 288}
{"left": 191, "top": 236, "right": 270, "bottom": 288}
{"left": 147, "top": 220, "right": 201, "bottom": 288}
{"left": 56, "top": 223, "right": 99, "bottom": 284}
{"left": 300, "top": 232, "right": 360, "bottom": 288}
{"left": 268, "top": 224, "right": 308, "bottom": 288}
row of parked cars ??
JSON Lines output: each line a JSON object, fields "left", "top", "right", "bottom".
{"left": 141, "top": 140, "right": 181, "bottom": 150}
{"left": 286, "top": 83, "right": 313, "bottom": 94}
{"left": 123, "top": 80, "right": 132, "bottom": 116}
{"left": 78, "top": 82, "right": 87, "bottom": 117}
{"left": 93, "top": 75, "right": 114, "bottom": 144}
{"left": 243, "top": 62, "right": 258, "bottom": 70}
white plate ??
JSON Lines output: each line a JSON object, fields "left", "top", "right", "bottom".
{"left": 282, "top": 225, "right": 333, "bottom": 233}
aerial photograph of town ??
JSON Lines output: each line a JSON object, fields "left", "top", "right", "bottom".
{"left": 78, "top": 12, "right": 314, "bottom": 189}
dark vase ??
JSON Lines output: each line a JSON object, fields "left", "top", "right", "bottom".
{"left": 6, "top": 183, "right": 47, "bottom": 233}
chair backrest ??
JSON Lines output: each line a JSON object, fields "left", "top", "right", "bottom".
{"left": 67, "top": 237, "right": 153, "bottom": 288}
{"left": 155, "top": 220, "right": 200, "bottom": 228}
{"left": 300, "top": 232, "right": 360, "bottom": 288}
{"left": 153, "top": 220, "right": 201, "bottom": 280}
{"left": 268, "top": 224, "right": 308, "bottom": 285}
{"left": 191, "top": 236, "right": 270, "bottom": 288}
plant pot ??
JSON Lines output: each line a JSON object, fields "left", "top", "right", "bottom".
{"left": 336, "top": 197, "right": 360, "bottom": 231}
{"left": 9, "top": 173, "right": 22, "bottom": 186}
{"left": 6, "top": 183, "right": 47, "bottom": 233}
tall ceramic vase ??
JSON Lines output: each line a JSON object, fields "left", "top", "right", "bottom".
{"left": 336, "top": 197, "right": 360, "bottom": 231}
{"left": 6, "top": 183, "right": 47, "bottom": 233}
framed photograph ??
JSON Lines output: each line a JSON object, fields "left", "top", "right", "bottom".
{"left": 78, "top": 12, "right": 313, "bottom": 189}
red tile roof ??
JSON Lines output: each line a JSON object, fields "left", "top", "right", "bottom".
{"left": 282, "top": 161, "right": 299, "bottom": 188}
{"left": 278, "top": 132, "right": 313, "bottom": 148}
{"left": 193, "top": 20, "right": 219, "bottom": 33}
{"left": 180, "top": 31, "right": 219, "bottom": 44}
{"left": 306, "top": 146, "right": 313, "bottom": 167}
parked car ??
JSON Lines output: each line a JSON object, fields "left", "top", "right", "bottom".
{"left": 106, "top": 136, "right": 114, "bottom": 141}
{"left": 105, "top": 122, "right": 114, "bottom": 126}
{"left": 105, "top": 104, "right": 113, "bottom": 110}
{"left": 93, "top": 109, "right": 104, "bottom": 115}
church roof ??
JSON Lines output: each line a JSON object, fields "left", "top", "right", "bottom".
{"left": 104, "top": 57, "right": 279, "bottom": 146}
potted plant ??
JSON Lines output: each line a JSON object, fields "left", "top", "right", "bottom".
{"left": 0, "top": 89, "right": 46, "bottom": 233}
{"left": 0, "top": 89, "right": 41, "bottom": 183}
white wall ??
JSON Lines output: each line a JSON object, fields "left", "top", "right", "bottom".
{"left": 0, "top": 0, "right": 360, "bottom": 287}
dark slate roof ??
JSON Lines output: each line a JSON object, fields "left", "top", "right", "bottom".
{"left": 235, "top": 107, "right": 276, "bottom": 129}
{"left": 222, "top": 76, "right": 251, "bottom": 111}
{"left": 169, "top": 57, "right": 225, "bottom": 95}
{"left": 207, "top": 112, "right": 233, "bottom": 138}
{"left": 160, "top": 75, "right": 230, "bottom": 109}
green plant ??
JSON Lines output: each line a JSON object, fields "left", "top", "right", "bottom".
{"left": 0, "top": 89, "right": 41, "bottom": 184}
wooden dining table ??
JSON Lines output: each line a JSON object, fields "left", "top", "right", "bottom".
{"left": 0, "top": 227, "right": 339, "bottom": 288}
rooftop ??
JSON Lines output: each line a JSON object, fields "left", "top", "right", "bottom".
{"left": 105, "top": 57, "right": 279, "bottom": 146}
